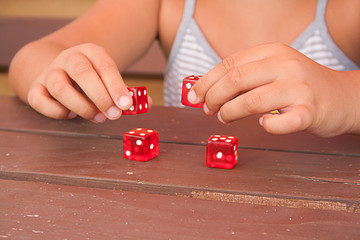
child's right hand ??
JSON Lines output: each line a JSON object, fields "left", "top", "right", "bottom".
{"left": 27, "top": 43, "right": 137, "bottom": 123}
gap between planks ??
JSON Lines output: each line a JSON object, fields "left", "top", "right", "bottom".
{"left": 1, "top": 128, "right": 360, "bottom": 158}
{"left": 1, "top": 171, "right": 359, "bottom": 214}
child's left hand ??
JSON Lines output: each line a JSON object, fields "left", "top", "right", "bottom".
{"left": 187, "top": 42, "right": 359, "bottom": 137}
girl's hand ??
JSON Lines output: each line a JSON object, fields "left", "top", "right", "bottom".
{"left": 27, "top": 43, "right": 151, "bottom": 123}
{"left": 188, "top": 43, "right": 358, "bottom": 137}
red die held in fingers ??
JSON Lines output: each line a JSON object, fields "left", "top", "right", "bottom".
{"left": 122, "top": 86, "right": 149, "bottom": 115}
{"left": 181, "top": 75, "right": 204, "bottom": 108}
{"left": 123, "top": 128, "right": 159, "bottom": 161}
{"left": 206, "top": 135, "right": 238, "bottom": 169}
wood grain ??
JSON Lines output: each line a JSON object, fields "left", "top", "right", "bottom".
{"left": 1, "top": 130, "right": 359, "bottom": 213}
{"left": 1, "top": 95, "right": 360, "bottom": 239}
{"left": 1, "top": 180, "right": 359, "bottom": 239}
{"left": 1, "top": 96, "right": 360, "bottom": 156}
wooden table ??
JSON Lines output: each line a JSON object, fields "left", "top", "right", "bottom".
{"left": 0, "top": 95, "right": 359, "bottom": 239}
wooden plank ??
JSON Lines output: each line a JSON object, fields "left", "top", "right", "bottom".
{"left": 1, "top": 96, "right": 360, "bottom": 156}
{"left": 1, "top": 131, "right": 359, "bottom": 211}
{"left": 1, "top": 180, "right": 359, "bottom": 239}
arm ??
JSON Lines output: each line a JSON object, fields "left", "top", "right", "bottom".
{"left": 9, "top": 0, "right": 160, "bottom": 122}
{"left": 188, "top": 43, "right": 360, "bottom": 137}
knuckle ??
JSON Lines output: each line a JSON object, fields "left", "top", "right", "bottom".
{"left": 228, "top": 68, "right": 242, "bottom": 88}
{"left": 288, "top": 113, "right": 307, "bottom": 133}
{"left": 282, "top": 57, "right": 303, "bottom": 73}
{"left": 48, "top": 77, "right": 67, "bottom": 98}
{"left": 58, "top": 48, "right": 71, "bottom": 58}
{"left": 266, "top": 42, "right": 289, "bottom": 53}
{"left": 262, "top": 42, "right": 294, "bottom": 58}
{"left": 96, "top": 59, "right": 117, "bottom": 72}
{"left": 270, "top": 42, "right": 287, "bottom": 49}
{"left": 296, "top": 106, "right": 312, "bottom": 128}
{"left": 82, "top": 43, "right": 107, "bottom": 56}
{"left": 27, "top": 84, "right": 69, "bottom": 120}
{"left": 59, "top": 50, "right": 92, "bottom": 79}
{"left": 221, "top": 56, "right": 236, "bottom": 73}
{"left": 243, "top": 92, "right": 262, "bottom": 113}
{"left": 27, "top": 86, "right": 41, "bottom": 108}
{"left": 82, "top": 42, "right": 97, "bottom": 49}
{"left": 71, "top": 58, "right": 92, "bottom": 79}
{"left": 94, "top": 93, "right": 109, "bottom": 104}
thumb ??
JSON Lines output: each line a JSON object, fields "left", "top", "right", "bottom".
{"left": 259, "top": 105, "right": 312, "bottom": 135}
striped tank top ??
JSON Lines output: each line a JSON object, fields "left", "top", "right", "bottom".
{"left": 163, "top": 0, "right": 360, "bottom": 107}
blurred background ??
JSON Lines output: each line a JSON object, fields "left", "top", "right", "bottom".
{"left": 0, "top": 0, "right": 166, "bottom": 105}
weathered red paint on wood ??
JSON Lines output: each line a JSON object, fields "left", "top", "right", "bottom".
{"left": 0, "top": 96, "right": 360, "bottom": 156}
{"left": 1, "top": 130, "right": 359, "bottom": 204}
{"left": 1, "top": 180, "right": 359, "bottom": 239}
{"left": 0, "top": 96, "right": 359, "bottom": 239}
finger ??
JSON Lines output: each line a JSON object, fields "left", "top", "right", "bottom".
{"left": 217, "top": 81, "right": 295, "bottom": 123}
{"left": 203, "top": 58, "right": 280, "bottom": 115}
{"left": 260, "top": 105, "right": 312, "bottom": 135}
{"left": 44, "top": 67, "right": 106, "bottom": 122}
{"left": 28, "top": 82, "right": 77, "bottom": 120}
{"left": 188, "top": 43, "right": 282, "bottom": 105}
{"left": 147, "top": 94, "right": 153, "bottom": 108}
{"left": 58, "top": 49, "right": 122, "bottom": 120}
{"left": 78, "top": 44, "right": 133, "bottom": 110}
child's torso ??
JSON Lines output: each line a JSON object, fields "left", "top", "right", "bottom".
{"left": 158, "top": 0, "right": 360, "bottom": 106}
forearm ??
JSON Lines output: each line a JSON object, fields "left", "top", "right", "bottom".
{"left": 8, "top": 39, "right": 66, "bottom": 103}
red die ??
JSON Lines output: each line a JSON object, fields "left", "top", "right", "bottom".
{"left": 206, "top": 135, "right": 238, "bottom": 169}
{"left": 123, "top": 128, "right": 159, "bottom": 161}
{"left": 122, "top": 86, "right": 149, "bottom": 115}
{"left": 181, "top": 75, "right": 204, "bottom": 108}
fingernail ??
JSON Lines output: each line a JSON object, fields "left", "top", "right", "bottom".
{"left": 93, "top": 112, "right": 107, "bottom": 123}
{"left": 187, "top": 90, "right": 197, "bottom": 104}
{"left": 217, "top": 111, "right": 226, "bottom": 124}
{"left": 67, "top": 111, "right": 77, "bottom": 119}
{"left": 203, "top": 103, "right": 210, "bottom": 114}
{"left": 107, "top": 106, "right": 122, "bottom": 119}
{"left": 259, "top": 117, "right": 264, "bottom": 126}
{"left": 119, "top": 95, "right": 132, "bottom": 109}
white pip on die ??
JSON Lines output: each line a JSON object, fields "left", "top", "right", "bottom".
{"left": 206, "top": 135, "right": 239, "bottom": 169}
{"left": 181, "top": 75, "right": 204, "bottom": 108}
{"left": 122, "top": 86, "right": 149, "bottom": 115}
